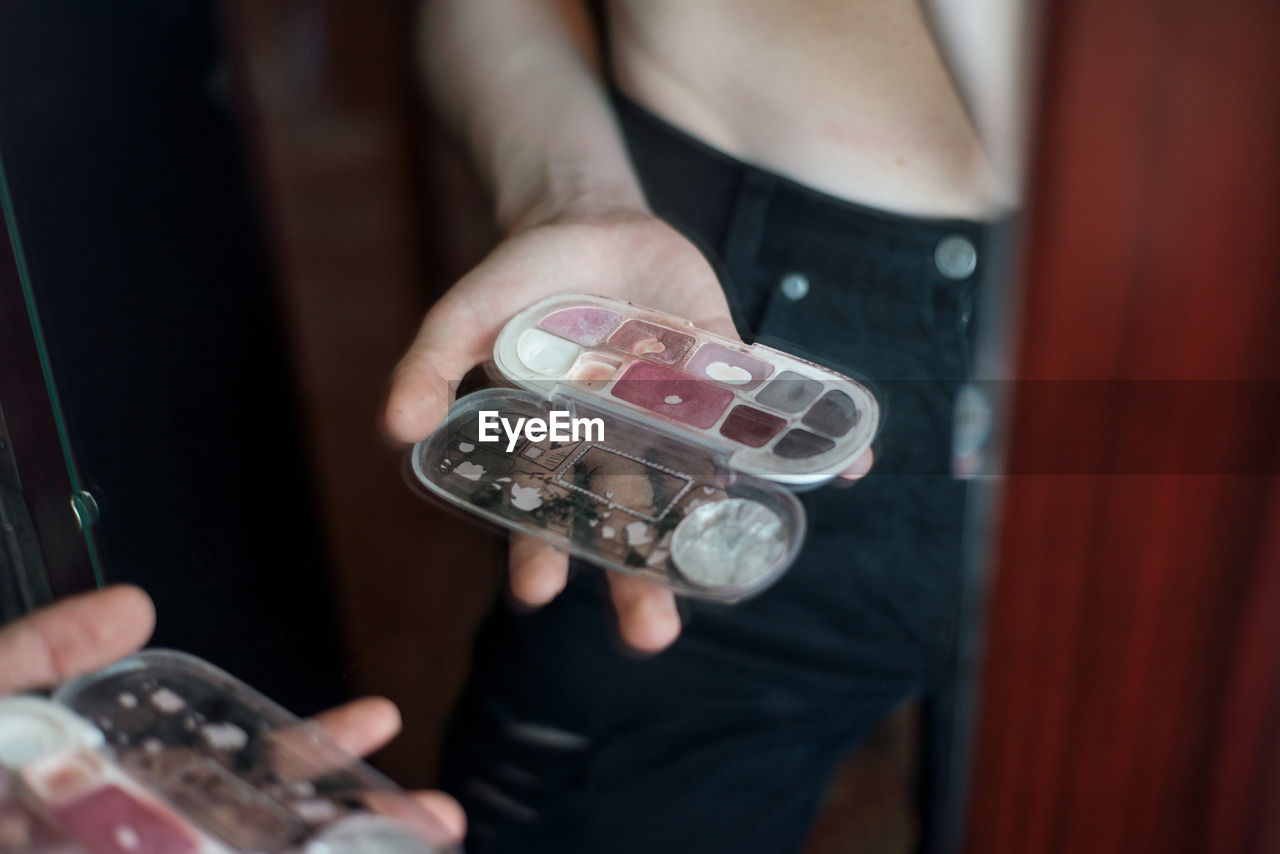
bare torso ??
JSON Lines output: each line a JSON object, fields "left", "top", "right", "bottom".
{"left": 607, "top": 0, "right": 1017, "bottom": 219}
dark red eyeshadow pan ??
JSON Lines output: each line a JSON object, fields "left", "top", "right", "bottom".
{"left": 610, "top": 361, "right": 735, "bottom": 428}
{"left": 719, "top": 406, "right": 786, "bottom": 447}
{"left": 801, "top": 390, "right": 861, "bottom": 437}
{"left": 772, "top": 429, "right": 836, "bottom": 459}
{"left": 55, "top": 785, "right": 199, "bottom": 854}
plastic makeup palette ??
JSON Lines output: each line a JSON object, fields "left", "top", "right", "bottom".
{"left": 411, "top": 388, "right": 806, "bottom": 601}
{"left": 0, "top": 651, "right": 456, "bottom": 854}
{"left": 493, "top": 294, "right": 880, "bottom": 485}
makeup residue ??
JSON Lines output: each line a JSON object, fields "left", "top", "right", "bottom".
{"left": 610, "top": 361, "right": 734, "bottom": 428}
{"left": 455, "top": 461, "right": 486, "bottom": 481}
{"left": 511, "top": 484, "right": 544, "bottom": 511}
{"left": 624, "top": 522, "right": 652, "bottom": 546}
{"left": 704, "top": 362, "right": 753, "bottom": 384}
{"left": 606, "top": 320, "right": 695, "bottom": 365}
{"left": 199, "top": 722, "right": 248, "bottom": 751}
{"left": 633, "top": 338, "right": 666, "bottom": 356}
{"left": 687, "top": 343, "right": 773, "bottom": 390}
{"left": 149, "top": 689, "right": 184, "bottom": 714}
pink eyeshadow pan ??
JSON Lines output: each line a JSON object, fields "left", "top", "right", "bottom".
{"left": 538, "top": 306, "right": 621, "bottom": 346}
{"left": 719, "top": 406, "right": 786, "bottom": 447}
{"left": 54, "top": 785, "right": 198, "bottom": 854}
{"left": 610, "top": 361, "right": 734, "bottom": 429}
{"left": 568, "top": 353, "right": 622, "bottom": 389}
{"left": 606, "top": 320, "right": 695, "bottom": 365}
{"left": 686, "top": 343, "right": 773, "bottom": 390}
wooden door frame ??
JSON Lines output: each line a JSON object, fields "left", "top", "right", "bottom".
{"left": 960, "top": 0, "right": 1280, "bottom": 851}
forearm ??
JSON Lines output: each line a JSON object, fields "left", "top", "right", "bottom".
{"left": 419, "top": 0, "right": 646, "bottom": 231}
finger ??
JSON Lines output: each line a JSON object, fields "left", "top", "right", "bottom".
{"left": 0, "top": 586, "right": 156, "bottom": 696}
{"left": 838, "top": 447, "right": 875, "bottom": 481}
{"left": 310, "top": 696, "right": 402, "bottom": 759}
{"left": 410, "top": 791, "right": 467, "bottom": 841}
{"left": 508, "top": 534, "right": 569, "bottom": 607}
{"left": 384, "top": 291, "right": 495, "bottom": 445}
{"left": 607, "top": 573, "right": 681, "bottom": 652}
{"left": 361, "top": 789, "right": 466, "bottom": 847}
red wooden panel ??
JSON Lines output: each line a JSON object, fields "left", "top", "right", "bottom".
{"left": 966, "top": 0, "right": 1280, "bottom": 849}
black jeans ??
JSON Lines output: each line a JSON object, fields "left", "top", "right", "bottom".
{"left": 440, "top": 93, "right": 994, "bottom": 854}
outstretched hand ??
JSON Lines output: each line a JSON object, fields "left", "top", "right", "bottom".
{"left": 0, "top": 586, "right": 465, "bottom": 842}
{"left": 387, "top": 214, "right": 735, "bottom": 653}
{"left": 387, "top": 212, "right": 873, "bottom": 652}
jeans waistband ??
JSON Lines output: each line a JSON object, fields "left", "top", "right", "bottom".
{"left": 611, "top": 89, "right": 997, "bottom": 269}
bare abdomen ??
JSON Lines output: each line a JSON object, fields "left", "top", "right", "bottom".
{"left": 607, "top": 0, "right": 1009, "bottom": 218}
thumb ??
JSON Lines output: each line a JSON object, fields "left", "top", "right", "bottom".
{"left": 384, "top": 294, "right": 493, "bottom": 444}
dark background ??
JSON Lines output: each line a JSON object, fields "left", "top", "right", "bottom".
{"left": 0, "top": 0, "right": 345, "bottom": 713}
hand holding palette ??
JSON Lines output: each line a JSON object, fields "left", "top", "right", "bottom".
{"left": 409, "top": 294, "right": 880, "bottom": 602}
{"left": 0, "top": 651, "right": 457, "bottom": 854}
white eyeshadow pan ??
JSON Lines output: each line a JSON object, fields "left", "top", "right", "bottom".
{"left": 516, "top": 328, "right": 581, "bottom": 376}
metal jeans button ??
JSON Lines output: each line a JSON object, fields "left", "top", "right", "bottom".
{"left": 935, "top": 235, "right": 978, "bottom": 280}
{"left": 779, "top": 272, "right": 810, "bottom": 300}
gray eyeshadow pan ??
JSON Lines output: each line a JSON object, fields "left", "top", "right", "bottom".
{"left": 754, "top": 371, "right": 823, "bottom": 413}
{"left": 772, "top": 429, "right": 836, "bottom": 459}
{"left": 801, "top": 390, "right": 861, "bottom": 437}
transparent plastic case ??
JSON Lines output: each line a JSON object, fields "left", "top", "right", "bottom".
{"left": 492, "top": 293, "right": 880, "bottom": 485}
{"left": 42, "top": 650, "right": 457, "bottom": 854}
{"left": 410, "top": 388, "right": 807, "bottom": 602}
{"left": 0, "top": 694, "right": 234, "bottom": 854}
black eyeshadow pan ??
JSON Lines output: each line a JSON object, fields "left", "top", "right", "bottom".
{"left": 802, "top": 390, "right": 861, "bottom": 437}
{"left": 772, "top": 429, "right": 836, "bottom": 459}
{"left": 754, "top": 371, "right": 823, "bottom": 413}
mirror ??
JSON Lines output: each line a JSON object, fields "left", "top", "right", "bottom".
{"left": 0, "top": 1, "right": 1035, "bottom": 851}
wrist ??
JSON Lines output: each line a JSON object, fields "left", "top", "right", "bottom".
{"left": 499, "top": 171, "right": 650, "bottom": 234}
{"left": 483, "top": 90, "right": 650, "bottom": 234}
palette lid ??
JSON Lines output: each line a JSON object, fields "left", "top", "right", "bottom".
{"left": 490, "top": 293, "right": 880, "bottom": 484}
{"left": 409, "top": 387, "right": 807, "bottom": 602}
